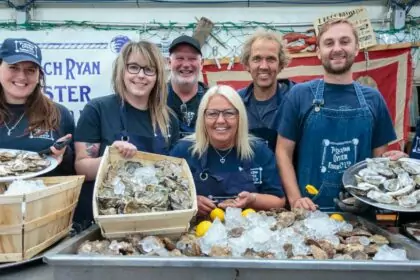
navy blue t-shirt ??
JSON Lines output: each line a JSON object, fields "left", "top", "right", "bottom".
{"left": 170, "top": 139, "right": 284, "bottom": 197}
{"left": 74, "top": 94, "right": 180, "bottom": 157}
{"left": 0, "top": 103, "right": 75, "bottom": 176}
{"left": 239, "top": 79, "right": 294, "bottom": 151}
{"left": 275, "top": 81, "right": 396, "bottom": 149}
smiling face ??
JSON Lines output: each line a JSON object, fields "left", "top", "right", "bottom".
{"left": 169, "top": 44, "right": 202, "bottom": 86}
{"left": 204, "top": 95, "right": 239, "bottom": 149}
{"left": 317, "top": 22, "right": 359, "bottom": 75}
{"left": 0, "top": 61, "right": 40, "bottom": 104}
{"left": 123, "top": 52, "right": 157, "bottom": 103}
{"left": 245, "top": 38, "right": 281, "bottom": 91}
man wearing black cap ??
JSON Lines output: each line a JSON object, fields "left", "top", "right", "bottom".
{"left": 167, "top": 35, "right": 208, "bottom": 138}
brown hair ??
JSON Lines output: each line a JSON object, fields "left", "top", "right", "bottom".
{"left": 0, "top": 60, "right": 60, "bottom": 134}
{"left": 240, "top": 29, "right": 290, "bottom": 70}
{"left": 112, "top": 40, "right": 171, "bottom": 139}
{"left": 316, "top": 18, "right": 359, "bottom": 46}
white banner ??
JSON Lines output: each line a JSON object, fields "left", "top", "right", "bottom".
{"left": 1, "top": 30, "right": 140, "bottom": 122}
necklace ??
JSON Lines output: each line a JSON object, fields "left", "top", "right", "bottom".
{"left": 4, "top": 113, "right": 25, "bottom": 136}
{"left": 214, "top": 147, "right": 233, "bottom": 164}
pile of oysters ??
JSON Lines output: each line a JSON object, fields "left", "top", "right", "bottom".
{"left": 0, "top": 150, "right": 51, "bottom": 177}
{"left": 345, "top": 158, "right": 420, "bottom": 208}
{"left": 78, "top": 208, "right": 394, "bottom": 260}
{"left": 97, "top": 159, "right": 192, "bottom": 215}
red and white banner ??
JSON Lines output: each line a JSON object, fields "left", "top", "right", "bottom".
{"left": 202, "top": 47, "right": 412, "bottom": 150}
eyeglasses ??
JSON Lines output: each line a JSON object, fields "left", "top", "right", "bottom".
{"left": 204, "top": 109, "right": 238, "bottom": 119}
{"left": 126, "top": 63, "right": 156, "bottom": 76}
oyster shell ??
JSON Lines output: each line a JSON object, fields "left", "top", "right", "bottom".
{"left": 398, "top": 195, "right": 417, "bottom": 208}
{"left": 0, "top": 151, "right": 17, "bottom": 161}
{"left": 169, "top": 189, "right": 192, "bottom": 210}
{"left": 310, "top": 245, "right": 328, "bottom": 260}
{"left": 209, "top": 245, "right": 232, "bottom": 257}
{"left": 369, "top": 234, "right": 389, "bottom": 245}
{"left": 275, "top": 211, "right": 296, "bottom": 229}
{"left": 367, "top": 190, "right": 396, "bottom": 204}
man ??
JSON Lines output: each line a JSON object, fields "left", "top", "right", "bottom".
{"left": 238, "top": 30, "right": 294, "bottom": 152}
{"left": 275, "top": 19, "right": 397, "bottom": 212}
{"left": 168, "top": 35, "right": 208, "bottom": 138}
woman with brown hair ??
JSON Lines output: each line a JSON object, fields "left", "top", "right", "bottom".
{"left": 0, "top": 38, "right": 74, "bottom": 176}
{"left": 74, "top": 40, "right": 179, "bottom": 228}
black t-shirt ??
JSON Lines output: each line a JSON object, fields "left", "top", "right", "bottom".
{"left": 74, "top": 94, "right": 180, "bottom": 156}
{"left": 0, "top": 102, "right": 75, "bottom": 176}
{"left": 167, "top": 81, "right": 208, "bottom": 137}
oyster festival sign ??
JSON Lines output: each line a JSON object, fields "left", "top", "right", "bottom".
{"left": 313, "top": 6, "right": 377, "bottom": 49}
{"left": 202, "top": 44, "right": 413, "bottom": 151}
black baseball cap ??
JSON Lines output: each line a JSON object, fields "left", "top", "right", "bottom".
{"left": 169, "top": 35, "right": 202, "bottom": 55}
{"left": 0, "top": 38, "right": 42, "bottom": 67}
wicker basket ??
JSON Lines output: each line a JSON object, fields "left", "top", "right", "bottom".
{"left": 0, "top": 175, "right": 84, "bottom": 262}
{"left": 93, "top": 146, "right": 198, "bottom": 239}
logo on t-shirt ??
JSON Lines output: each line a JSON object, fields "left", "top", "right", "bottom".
{"left": 412, "top": 136, "right": 420, "bottom": 154}
{"left": 29, "top": 129, "right": 54, "bottom": 141}
{"left": 250, "top": 167, "right": 263, "bottom": 184}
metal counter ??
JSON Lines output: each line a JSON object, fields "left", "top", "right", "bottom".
{"left": 44, "top": 215, "right": 420, "bottom": 280}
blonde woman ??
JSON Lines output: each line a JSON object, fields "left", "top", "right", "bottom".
{"left": 170, "top": 85, "right": 285, "bottom": 216}
{"left": 74, "top": 41, "right": 179, "bottom": 227}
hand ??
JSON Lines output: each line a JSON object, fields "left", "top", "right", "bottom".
{"left": 112, "top": 141, "right": 137, "bottom": 158}
{"left": 291, "top": 197, "right": 318, "bottom": 211}
{"left": 50, "top": 134, "right": 72, "bottom": 164}
{"left": 197, "top": 195, "right": 216, "bottom": 216}
{"left": 218, "top": 191, "right": 256, "bottom": 209}
{"left": 382, "top": 150, "right": 408, "bottom": 160}
{"left": 334, "top": 191, "right": 370, "bottom": 214}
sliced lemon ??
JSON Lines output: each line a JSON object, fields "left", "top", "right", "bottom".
{"left": 330, "top": 213, "right": 345, "bottom": 222}
{"left": 305, "top": 184, "right": 319, "bottom": 195}
{"left": 210, "top": 208, "right": 225, "bottom": 222}
{"left": 195, "top": 221, "right": 212, "bottom": 237}
{"left": 241, "top": 208, "right": 256, "bottom": 217}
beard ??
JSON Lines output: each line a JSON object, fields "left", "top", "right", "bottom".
{"left": 171, "top": 71, "right": 199, "bottom": 86}
{"left": 322, "top": 52, "right": 355, "bottom": 75}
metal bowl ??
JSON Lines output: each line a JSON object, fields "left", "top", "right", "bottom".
{"left": 342, "top": 160, "right": 420, "bottom": 213}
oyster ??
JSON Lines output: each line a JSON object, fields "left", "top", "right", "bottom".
{"left": 410, "top": 190, "right": 420, "bottom": 200}
{"left": 398, "top": 195, "right": 417, "bottom": 208}
{"left": 155, "top": 160, "right": 182, "bottom": 179}
{"left": 275, "top": 211, "right": 296, "bottom": 229}
{"left": 209, "top": 245, "right": 232, "bottom": 257}
{"left": 362, "top": 175, "right": 387, "bottom": 186}
{"left": 369, "top": 234, "right": 389, "bottom": 245}
{"left": 8, "top": 160, "right": 29, "bottom": 173}
{"left": 358, "top": 168, "right": 378, "bottom": 177}
{"left": 77, "top": 240, "right": 111, "bottom": 255}
{"left": 351, "top": 250, "right": 369, "bottom": 260}
{"left": 169, "top": 189, "right": 192, "bottom": 210}
{"left": 367, "top": 190, "right": 395, "bottom": 204}
{"left": 310, "top": 245, "right": 328, "bottom": 260}
{"left": 401, "top": 160, "right": 420, "bottom": 175}
{"left": 124, "top": 200, "right": 150, "bottom": 214}
{"left": 176, "top": 234, "right": 201, "bottom": 256}
{"left": 383, "top": 178, "right": 401, "bottom": 192}
{"left": 0, "top": 151, "right": 17, "bottom": 161}
{"left": 137, "top": 236, "right": 165, "bottom": 254}
{"left": 0, "top": 165, "right": 11, "bottom": 176}
{"left": 18, "top": 152, "right": 43, "bottom": 161}
{"left": 345, "top": 183, "right": 379, "bottom": 196}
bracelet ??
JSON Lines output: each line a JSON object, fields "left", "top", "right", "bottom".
{"left": 251, "top": 193, "right": 257, "bottom": 204}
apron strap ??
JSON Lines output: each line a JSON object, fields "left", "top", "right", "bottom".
{"left": 119, "top": 104, "right": 129, "bottom": 142}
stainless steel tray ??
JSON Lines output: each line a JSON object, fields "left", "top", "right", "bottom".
{"left": 44, "top": 215, "right": 420, "bottom": 280}
{"left": 342, "top": 160, "right": 420, "bottom": 212}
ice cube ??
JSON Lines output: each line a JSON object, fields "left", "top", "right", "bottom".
{"left": 199, "top": 218, "right": 228, "bottom": 255}
{"left": 373, "top": 245, "right": 408, "bottom": 261}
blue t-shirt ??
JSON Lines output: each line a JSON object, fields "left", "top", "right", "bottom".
{"left": 170, "top": 139, "right": 284, "bottom": 197}
{"left": 0, "top": 103, "right": 75, "bottom": 176}
{"left": 275, "top": 81, "right": 396, "bottom": 149}
{"left": 74, "top": 94, "right": 180, "bottom": 156}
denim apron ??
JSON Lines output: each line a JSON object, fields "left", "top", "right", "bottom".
{"left": 297, "top": 80, "right": 373, "bottom": 211}
{"left": 115, "top": 105, "right": 169, "bottom": 155}
{"left": 193, "top": 149, "right": 257, "bottom": 199}
{"left": 410, "top": 117, "right": 420, "bottom": 159}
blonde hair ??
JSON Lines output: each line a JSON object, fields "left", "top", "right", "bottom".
{"left": 316, "top": 18, "right": 359, "bottom": 46}
{"left": 112, "top": 41, "right": 171, "bottom": 139}
{"left": 185, "top": 85, "right": 255, "bottom": 161}
{"left": 240, "top": 29, "right": 290, "bottom": 70}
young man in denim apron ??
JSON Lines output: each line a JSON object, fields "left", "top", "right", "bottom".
{"left": 167, "top": 35, "right": 208, "bottom": 138}
{"left": 275, "top": 19, "right": 397, "bottom": 214}
{"left": 238, "top": 30, "right": 294, "bottom": 152}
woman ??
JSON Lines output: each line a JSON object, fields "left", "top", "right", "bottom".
{"left": 170, "top": 85, "right": 285, "bottom": 216}
{"left": 74, "top": 40, "right": 179, "bottom": 228}
{"left": 0, "top": 38, "right": 74, "bottom": 176}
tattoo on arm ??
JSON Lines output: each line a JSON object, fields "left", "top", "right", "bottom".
{"left": 85, "top": 143, "right": 100, "bottom": 158}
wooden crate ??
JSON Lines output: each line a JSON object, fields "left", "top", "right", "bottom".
{"left": 0, "top": 175, "right": 84, "bottom": 262}
{"left": 93, "top": 146, "right": 198, "bottom": 239}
